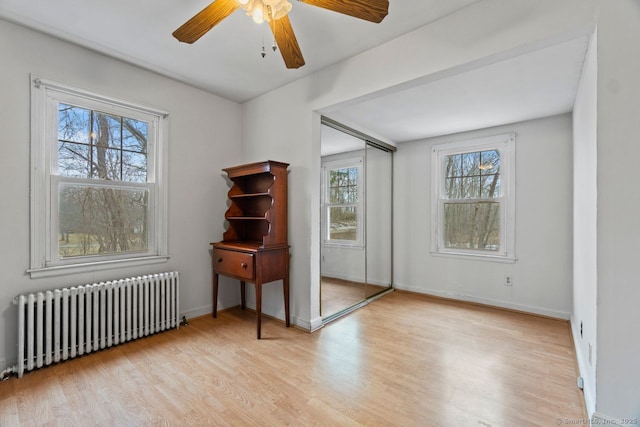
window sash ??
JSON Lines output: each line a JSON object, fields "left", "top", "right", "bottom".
{"left": 49, "top": 177, "right": 156, "bottom": 266}
{"left": 327, "top": 205, "right": 359, "bottom": 242}
{"left": 438, "top": 198, "right": 505, "bottom": 254}
{"left": 431, "top": 133, "right": 515, "bottom": 261}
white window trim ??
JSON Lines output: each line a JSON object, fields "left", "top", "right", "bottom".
{"left": 28, "top": 76, "right": 170, "bottom": 278}
{"left": 430, "top": 133, "right": 516, "bottom": 263}
{"left": 321, "top": 156, "right": 365, "bottom": 248}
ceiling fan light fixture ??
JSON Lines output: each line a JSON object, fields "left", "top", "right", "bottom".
{"left": 251, "top": 4, "right": 265, "bottom": 23}
{"left": 174, "top": 0, "right": 389, "bottom": 69}
{"left": 265, "top": 0, "right": 292, "bottom": 20}
{"left": 237, "top": 0, "right": 292, "bottom": 23}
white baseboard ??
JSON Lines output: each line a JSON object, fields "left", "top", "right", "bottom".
{"left": 0, "top": 359, "right": 10, "bottom": 374}
{"left": 394, "top": 283, "right": 571, "bottom": 319}
{"left": 322, "top": 273, "right": 365, "bottom": 283}
{"left": 592, "top": 412, "right": 628, "bottom": 427}
{"left": 181, "top": 304, "right": 213, "bottom": 320}
{"left": 309, "top": 316, "right": 324, "bottom": 332}
{"left": 220, "top": 299, "right": 317, "bottom": 333}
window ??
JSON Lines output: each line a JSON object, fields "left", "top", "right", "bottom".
{"left": 431, "top": 133, "right": 515, "bottom": 261}
{"left": 29, "top": 76, "right": 169, "bottom": 277}
{"left": 322, "top": 157, "right": 364, "bottom": 246}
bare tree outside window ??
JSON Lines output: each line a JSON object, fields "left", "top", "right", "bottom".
{"left": 443, "top": 150, "right": 501, "bottom": 251}
{"left": 57, "top": 104, "right": 150, "bottom": 258}
{"left": 327, "top": 166, "right": 358, "bottom": 241}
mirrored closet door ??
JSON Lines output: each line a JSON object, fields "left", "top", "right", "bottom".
{"left": 320, "top": 118, "right": 394, "bottom": 321}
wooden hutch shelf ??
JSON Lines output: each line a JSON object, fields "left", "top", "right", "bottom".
{"left": 210, "top": 160, "right": 290, "bottom": 339}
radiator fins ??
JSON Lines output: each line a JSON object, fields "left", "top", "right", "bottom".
{"left": 14, "top": 271, "right": 179, "bottom": 377}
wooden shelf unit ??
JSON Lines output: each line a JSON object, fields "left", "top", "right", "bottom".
{"left": 211, "top": 160, "right": 290, "bottom": 339}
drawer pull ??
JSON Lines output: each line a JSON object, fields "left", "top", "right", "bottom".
{"left": 217, "top": 258, "right": 223, "bottom": 263}
{"left": 241, "top": 262, "right": 247, "bottom": 269}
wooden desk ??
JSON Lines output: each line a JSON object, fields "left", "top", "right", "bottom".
{"left": 211, "top": 242, "right": 290, "bottom": 339}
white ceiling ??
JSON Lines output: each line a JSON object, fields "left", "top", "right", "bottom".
{"left": 1, "top": 0, "right": 589, "bottom": 147}
{"left": 327, "top": 35, "right": 590, "bottom": 144}
{"left": 0, "top": 0, "right": 480, "bottom": 102}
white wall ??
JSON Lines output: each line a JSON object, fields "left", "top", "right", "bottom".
{"left": 572, "top": 31, "right": 598, "bottom": 416}
{"left": 394, "top": 115, "right": 573, "bottom": 318}
{"left": 593, "top": 0, "right": 640, "bottom": 420}
{"left": 240, "top": 0, "right": 596, "bottom": 331}
{"left": 0, "top": 19, "right": 242, "bottom": 370}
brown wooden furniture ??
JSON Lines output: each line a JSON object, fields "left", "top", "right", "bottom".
{"left": 210, "top": 160, "right": 290, "bottom": 339}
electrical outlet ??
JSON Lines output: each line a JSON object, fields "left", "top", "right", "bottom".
{"left": 504, "top": 275, "right": 512, "bottom": 286}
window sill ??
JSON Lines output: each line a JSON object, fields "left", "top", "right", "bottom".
{"left": 430, "top": 250, "right": 517, "bottom": 264}
{"left": 27, "top": 255, "right": 170, "bottom": 279}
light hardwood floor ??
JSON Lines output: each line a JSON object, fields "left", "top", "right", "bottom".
{"left": 0, "top": 291, "right": 586, "bottom": 426}
{"left": 321, "top": 277, "right": 389, "bottom": 318}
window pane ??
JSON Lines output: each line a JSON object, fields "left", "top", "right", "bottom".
{"left": 461, "top": 152, "right": 481, "bottom": 176}
{"left": 330, "top": 169, "right": 346, "bottom": 187}
{"left": 445, "top": 176, "right": 480, "bottom": 198}
{"left": 58, "top": 141, "right": 91, "bottom": 178}
{"left": 123, "top": 151, "right": 147, "bottom": 183}
{"left": 444, "top": 202, "right": 500, "bottom": 251}
{"left": 329, "top": 167, "right": 358, "bottom": 203}
{"left": 329, "top": 188, "right": 340, "bottom": 204}
{"left": 58, "top": 184, "right": 149, "bottom": 258}
{"left": 480, "top": 150, "right": 500, "bottom": 174}
{"left": 92, "top": 146, "right": 122, "bottom": 180}
{"left": 480, "top": 173, "right": 501, "bottom": 198}
{"left": 445, "top": 154, "right": 461, "bottom": 178}
{"left": 58, "top": 104, "right": 90, "bottom": 144}
{"left": 328, "top": 206, "right": 357, "bottom": 241}
{"left": 123, "top": 118, "right": 148, "bottom": 153}
{"left": 93, "top": 112, "right": 121, "bottom": 149}
{"left": 348, "top": 167, "right": 358, "bottom": 185}
{"left": 479, "top": 150, "right": 501, "bottom": 197}
{"left": 348, "top": 187, "right": 358, "bottom": 203}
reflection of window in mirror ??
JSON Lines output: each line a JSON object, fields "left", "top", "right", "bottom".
{"left": 322, "top": 157, "right": 364, "bottom": 247}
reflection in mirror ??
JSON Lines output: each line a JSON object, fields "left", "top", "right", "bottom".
{"left": 320, "top": 125, "right": 366, "bottom": 318}
{"left": 320, "top": 121, "right": 394, "bottom": 320}
{"left": 365, "top": 144, "right": 392, "bottom": 298}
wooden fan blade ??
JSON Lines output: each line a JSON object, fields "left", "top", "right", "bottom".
{"left": 300, "top": 0, "right": 389, "bottom": 23}
{"left": 173, "top": 0, "right": 239, "bottom": 44}
{"left": 269, "top": 16, "right": 305, "bottom": 69}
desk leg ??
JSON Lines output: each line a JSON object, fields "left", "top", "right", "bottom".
{"left": 212, "top": 272, "right": 219, "bottom": 318}
{"left": 283, "top": 275, "right": 290, "bottom": 327}
{"left": 240, "top": 281, "right": 246, "bottom": 310}
{"left": 255, "top": 283, "right": 262, "bottom": 339}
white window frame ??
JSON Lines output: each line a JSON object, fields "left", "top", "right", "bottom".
{"left": 28, "top": 76, "right": 169, "bottom": 278}
{"left": 321, "top": 156, "right": 364, "bottom": 247}
{"left": 431, "top": 133, "right": 516, "bottom": 262}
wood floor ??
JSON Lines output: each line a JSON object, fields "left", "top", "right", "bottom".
{"left": 0, "top": 291, "right": 586, "bottom": 426}
{"left": 321, "top": 277, "right": 389, "bottom": 318}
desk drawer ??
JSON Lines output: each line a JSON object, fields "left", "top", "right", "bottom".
{"left": 213, "top": 248, "right": 254, "bottom": 280}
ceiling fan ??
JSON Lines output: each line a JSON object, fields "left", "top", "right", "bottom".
{"left": 172, "top": 0, "right": 389, "bottom": 69}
